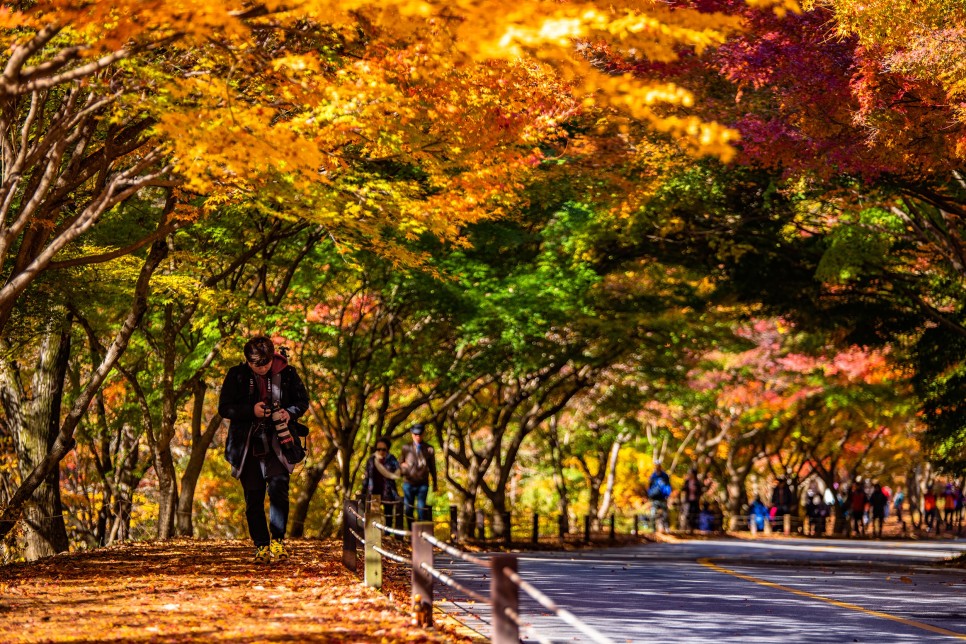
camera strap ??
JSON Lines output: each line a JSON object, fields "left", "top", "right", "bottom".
{"left": 270, "top": 373, "right": 282, "bottom": 406}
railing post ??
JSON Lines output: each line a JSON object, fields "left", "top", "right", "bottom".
{"left": 784, "top": 514, "right": 791, "bottom": 535}
{"left": 491, "top": 554, "right": 519, "bottom": 644}
{"left": 750, "top": 516, "right": 758, "bottom": 536}
{"left": 476, "top": 510, "right": 486, "bottom": 541}
{"left": 584, "top": 514, "right": 591, "bottom": 543}
{"left": 342, "top": 500, "right": 358, "bottom": 572}
{"left": 364, "top": 498, "right": 383, "bottom": 588}
{"left": 632, "top": 513, "right": 639, "bottom": 536}
{"left": 764, "top": 516, "right": 773, "bottom": 535}
{"left": 532, "top": 512, "right": 539, "bottom": 544}
{"left": 609, "top": 514, "right": 616, "bottom": 542}
{"left": 449, "top": 504, "right": 459, "bottom": 542}
{"left": 558, "top": 514, "right": 567, "bottom": 542}
{"left": 411, "top": 522, "right": 435, "bottom": 628}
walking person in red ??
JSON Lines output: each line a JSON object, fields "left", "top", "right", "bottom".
{"left": 847, "top": 481, "right": 867, "bottom": 537}
{"left": 943, "top": 483, "right": 957, "bottom": 530}
{"left": 924, "top": 486, "right": 939, "bottom": 532}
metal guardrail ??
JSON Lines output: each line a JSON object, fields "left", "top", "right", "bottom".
{"left": 342, "top": 499, "right": 615, "bottom": 644}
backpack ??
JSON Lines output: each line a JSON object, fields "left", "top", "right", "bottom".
{"left": 648, "top": 477, "right": 671, "bottom": 500}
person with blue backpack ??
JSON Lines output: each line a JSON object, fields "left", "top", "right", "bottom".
{"left": 749, "top": 495, "right": 770, "bottom": 532}
{"left": 647, "top": 463, "right": 672, "bottom": 533}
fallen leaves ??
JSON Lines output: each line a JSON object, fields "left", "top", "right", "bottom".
{"left": 0, "top": 538, "right": 477, "bottom": 643}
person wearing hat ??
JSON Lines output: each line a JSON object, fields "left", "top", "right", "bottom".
{"left": 399, "top": 423, "right": 437, "bottom": 528}
{"left": 219, "top": 335, "right": 309, "bottom": 564}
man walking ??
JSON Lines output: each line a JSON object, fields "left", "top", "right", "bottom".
{"left": 400, "top": 423, "right": 438, "bottom": 528}
{"left": 219, "top": 336, "right": 309, "bottom": 564}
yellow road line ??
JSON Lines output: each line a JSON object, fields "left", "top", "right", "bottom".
{"left": 697, "top": 557, "right": 966, "bottom": 641}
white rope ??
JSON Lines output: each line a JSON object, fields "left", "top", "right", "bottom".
{"left": 505, "top": 606, "right": 554, "bottom": 644}
{"left": 503, "top": 567, "right": 615, "bottom": 644}
{"left": 348, "top": 527, "right": 365, "bottom": 545}
{"left": 420, "top": 532, "right": 487, "bottom": 567}
{"left": 373, "top": 545, "right": 411, "bottom": 565}
{"left": 373, "top": 521, "right": 412, "bottom": 537}
{"left": 420, "top": 561, "right": 488, "bottom": 603}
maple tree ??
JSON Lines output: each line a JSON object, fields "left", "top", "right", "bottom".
{"left": 0, "top": 0, "right": 783, "bottom": 552}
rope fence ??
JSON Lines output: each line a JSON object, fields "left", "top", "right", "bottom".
{"left": 342, "top": 498, "right": 616, "bottom": 644}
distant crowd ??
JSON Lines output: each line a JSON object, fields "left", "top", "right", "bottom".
{"left": 645, "top": 465, "right": 964, "bottom": 538}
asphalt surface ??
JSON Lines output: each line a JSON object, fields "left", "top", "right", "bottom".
{"left": 433, "top": 538, "right": 966, "bottom": 643}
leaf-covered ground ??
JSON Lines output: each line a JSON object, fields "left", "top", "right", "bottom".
{"left": 0, "top": 539, "right": 481, "bottom": 643}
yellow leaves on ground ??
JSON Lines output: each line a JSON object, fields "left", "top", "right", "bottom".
{"left": 0, "top": 538, "right": 475, "bottom": 644}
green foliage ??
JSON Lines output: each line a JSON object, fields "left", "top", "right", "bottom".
{"left": 815, "top": 207, "right": 903, "bottom": 284}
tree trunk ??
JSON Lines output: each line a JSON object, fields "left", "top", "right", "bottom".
{"left": 489, "top": 487, "right": 510, "bottom": 538}
{"left": 106, "top": 423, "right": 144, "bottom": 545}
{"left": 155, "top": 447, "right": 179, "bottom": 539}
{"left": 1, "top": 314, "right": 72, "bottom": 560}
{"left": 547, "top": 418, "right": 569, "bottom": 533}
{"left": 597, "top": 438, "right": 624, "bottom": 523}
{"left": 175, "top": 384, "right": 223, "bottom": 537}
{"left": 457, "top": 494, "right": 477, "bottom": 541}
{"left": 290, "top": 447, "right": 338, "bottom": 537}
{"left": 0, "top": 240, "right": 168, "bottom": 542}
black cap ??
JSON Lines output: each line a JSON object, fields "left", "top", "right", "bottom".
{"left": 410, "top": 423, "right": 425, "bottom": 435}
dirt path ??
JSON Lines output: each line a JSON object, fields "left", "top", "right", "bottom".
{"left": 0, "top": 538, "right": 475, "bottom": 643}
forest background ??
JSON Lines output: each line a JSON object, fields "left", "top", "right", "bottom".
{"left": 1, "top": 0, "right": 965, "bottom": 562}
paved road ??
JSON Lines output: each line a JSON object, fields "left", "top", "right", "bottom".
{"left": 433, "top": 538, "right": 966, "bottom": 643}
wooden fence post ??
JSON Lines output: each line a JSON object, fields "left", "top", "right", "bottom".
{"left": 609, "top": 514, "right": 616, "bottom": 542}
{"left": 411, "top": 522, "right": 435, "bottom": 628}
{"left": 491, "top": 554, "right": 519, "bottom": 644}
{"left": 364, "top": 498, "right": 382, "bottom": 588}
{"left": 476, "top": 510, "right": 486, "bottom": 540}
{"left": 532, "top": 512, "right": 539, "bottom": 544}
{"left": 784, "top": 514, "right": 791, "bottom": 535}
{"left": 584, "top": 514, "right": 591, "bottom": 543}
{"left": 558, "top": 514, "right": 567, "bottom": 542}
{"left": 342, "top": 500, "right": 358, "bottom": 572}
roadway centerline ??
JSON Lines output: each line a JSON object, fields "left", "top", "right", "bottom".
{"left": 697, "top": 557, "right": 966, "bottom": 641}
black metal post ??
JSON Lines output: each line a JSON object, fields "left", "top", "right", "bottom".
{"left": 610, "top": 513, "right": 616, "bottom": 542}
{"left": 342, "top": 500, "right": 357, "bottom": 572}
{"left": 531, "top": 512, "right": 539, "bottom": 544}
{"left": 584, "top": 514, "right": 591, "bottom": 543}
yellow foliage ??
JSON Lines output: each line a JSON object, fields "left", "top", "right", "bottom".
{"left": 0, "top": 0, "right": 769, "bottom": 256}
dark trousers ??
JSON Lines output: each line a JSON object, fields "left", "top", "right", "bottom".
{"left": 241, "top": 452, "right": 289, "bottom": 547}
{"left": 403, "top": 481, "right": 431, "bottom": 528}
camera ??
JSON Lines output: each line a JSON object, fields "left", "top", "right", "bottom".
{"left": 270, "top": 400, "right": 289, "bottom": 434}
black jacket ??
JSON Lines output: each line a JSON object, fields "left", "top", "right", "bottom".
{"left": 218, "top": 355, "right": 309, "bottom": 476}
